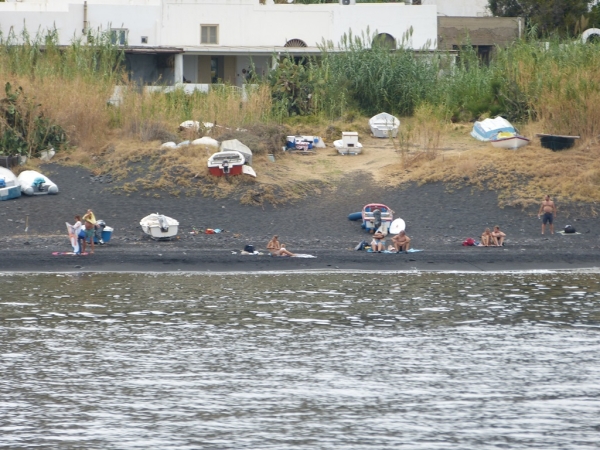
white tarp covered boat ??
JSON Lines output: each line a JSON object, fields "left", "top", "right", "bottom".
{"left": 140, "top": 213, "right": 179, "bottom": 240}
{"left": 0, "top": 167, "right": 21, "bottom": 201}
{"left": 471, "top": 116, "right": 516, "bottom": 141}
{"left": 17, "top": 170, "right": 58, "bottom": 196}
{"left": 220, "top": 139, "right": 253, "bottom": 165}
{"left": 208, "top": 151, "right": 245, "bottom": 176}
{"left": 369, "top": 112, "right": 400, "bottom": 138}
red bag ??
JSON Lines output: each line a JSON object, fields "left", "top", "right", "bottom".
{"left": 462, "top": 238, "right": 475, "bottom": 246}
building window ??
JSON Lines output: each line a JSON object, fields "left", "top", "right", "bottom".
{"left": 110, "top": 28, "right": 128, "bottom": 46}
{"left": 201, "top": 25, "right": 218, "bottom": 45}
{"left": 141, "top": 36, "right": 148, "bottom": 44}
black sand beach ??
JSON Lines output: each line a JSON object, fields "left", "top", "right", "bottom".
{"left": 1, "top": 163, "right": 599, "bottom": 272}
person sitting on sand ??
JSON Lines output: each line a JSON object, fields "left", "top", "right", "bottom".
{"left": 481, "top": 228, "right": 493, "bottom": 247}
{"left": 267, "top": 235, "right": 295, "bottom": 257}
{"left": 491, "top": 225, "right": 506, "bottom": 246}
{"left": 370, "top": 230, "right": 386, "bottom": 253}
{"left": 371, "top": 208, "right": 382, "bottom": 234}
{"left": 392, "top": 230, "right": 411, "bottom": 253}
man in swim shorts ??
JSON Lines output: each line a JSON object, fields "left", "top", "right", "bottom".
{"left": 392, "top": 230, "right": 411, "bottom": 253}
{"left": 537, "top": 195, "right": 557, "bottom": 235}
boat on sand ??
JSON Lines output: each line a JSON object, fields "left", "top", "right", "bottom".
{"left": 490, "top": 133, "right": 530, "bottom": 149}
{"left": 369, "top": 112, "right": 400, "bottom": 138}
{"left": 140, "top": 213, "right": 179, "bottom": 240}
{"left": 17, "top": 170, "right": 59, "bottom": 196}
{"left": 362, "top": 203, "right": 394, "bottom": 234}
{"left": 0, "top": 167, "right": 21, "bottom": 201}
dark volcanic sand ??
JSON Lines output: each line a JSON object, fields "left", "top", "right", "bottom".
{"left": 1, "top": 163, "right": 599, "bottom": 272}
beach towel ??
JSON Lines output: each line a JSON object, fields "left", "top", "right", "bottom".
{"left": 291, "top": 254, "right": 316, "bottom": 258}
{"left": 52, "top": 252, "right": 89, "bottom": 256}
{"left": 65, "top": 222, "right": 79, "bottom": 253}
{"left": 83, "top": 211, "right": 96, "bottom": 225}
{"left": 367, "top": 249, "right": 422, "bottom": 253}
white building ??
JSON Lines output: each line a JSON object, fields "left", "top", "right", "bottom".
{"left": 0, "top": 0, "right": 438, "bottom": 87}
{"left": 422, "top": 0, "right": 490, "bottom": 17}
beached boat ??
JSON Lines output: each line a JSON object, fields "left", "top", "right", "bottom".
{"left": 536, "top": 134, "right": 580, "bottom": 151}
{"left": 0, "top": 167, "right": 21, "bottom": 201}
{"left": 334, "top": 132, "right": 362, "bottom": 155}
{"left": 285, "top": 135, "right": 326, "bottom": 151}
{"left": 362, "top": 203, "right": 394, "bottom": 234}
{"left": 369, "top": 112, "right": 400, "bottom": 138}
{"left": 17, "top": 170, "right": 58, "bottom": 196}
{"left": 208, "top": 151, "right": 245, "bottom": 176}
{"left": 220, "top": 139, "right": 253, "bottom": 165}
{"left": 471, "top": 116, "right": 516, "bottom": 141}
{"left": 490, "top": 134, "right": 530, "bottom": 149}
{"left": 140, "top": 213, "right": 179, "bottom": 240}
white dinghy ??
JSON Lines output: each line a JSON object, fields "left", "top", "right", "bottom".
{"left": 17, "top": 170, "right": 59, "bottom": 196}
{"left": 369, "top": 112, "right": 400, "bottom": 138}
{"left": 334, "top": 132, "right": 363, "bottom": 155}
{"left": 140, "top": 213, "right": 179, "bottom": 240}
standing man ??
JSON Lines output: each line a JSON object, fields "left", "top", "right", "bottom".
{"left": 538, "top": 195, "right": 557, "bottom": 235}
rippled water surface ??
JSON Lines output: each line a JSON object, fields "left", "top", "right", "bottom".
{"left": 2, "top": 271, "right": 600, "bottom": 449}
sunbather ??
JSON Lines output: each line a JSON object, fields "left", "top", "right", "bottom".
{"left": 491, "top": 225, "right": 506, "bottom": 246}
{"left": 392, "top": 230, "right": 411, "bottom": 253}
{"left": 481, "top": 228, "right": 493, "bottom": 247}
{"left": 267, "top": 235, "right": 295, "bottom": 256}
{"left": 370, "top": 230, "right": 386, "bottom": 252}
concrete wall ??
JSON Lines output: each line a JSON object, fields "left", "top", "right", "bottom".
{"left": 438, "top": 17, "right": 523, "bottom": 50}
{"left": 422, "top": 0, "right": 489, "bottom": 17}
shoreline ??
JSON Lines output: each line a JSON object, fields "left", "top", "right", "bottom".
{"left": 1, "top": 163, "right": 599, "bottom": 274}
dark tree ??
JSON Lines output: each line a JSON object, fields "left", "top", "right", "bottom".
{"left": 488, "top": 0, "right": 593, "bottom": 36}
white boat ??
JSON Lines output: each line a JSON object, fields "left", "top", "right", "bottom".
{"left": 220, "top": 139, "right": 253, "bottom": 165}
{"left": 17, "top": 170, "right": 59, "bottom": 196}
{"left": 208, "top": 150, "right": 245, "bottom": 176}
{"left": 334, "top": 131, "right": 363, "bottom": 155}
{"left": 334, "top": 140, "right": 363, "bottom": 155}
{"left": 490, "top": 134, "right": 530, "bottom": 149}
{"left": 140, "top": 213, "right": 179, "bottom": 240}
{"left": 0, "top": 167, "right": 21, "bottom": 201}
{"left": 369, "top": 112, "right": 400, "bottom": 138}
{"left": 471, "top": 116, "right": 516, "bottom": 141}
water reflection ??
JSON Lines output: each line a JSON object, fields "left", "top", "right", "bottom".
{"left": 1, "top": 272, "right": 600, "bottom": 449}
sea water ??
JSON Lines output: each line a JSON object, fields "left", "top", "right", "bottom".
{"left": 1, "top": 270, "right": 600, "bottom": 449}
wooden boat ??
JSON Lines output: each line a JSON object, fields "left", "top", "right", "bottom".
{"left": 17, "top": 170, "right": 58, "bottom": 196}
{"left": 536, "top": 134, "right": 580, "bottom": 151}
{"left": 140, "top": 213, "right": 179, "bottom": 240}
{"left": 0, "top": 167, "right": 21, "bottom": 201}
{"left": 369, "top": 112, "right": 400, "bottom": 138}
{"left": 362, "top": 203, "right": 394, "bottom": 234}
{"left": 490, "top": 134, "right": 530, "bottom": 149}
{"left": 207, "top": 151, "right": 245, "bottom": 176}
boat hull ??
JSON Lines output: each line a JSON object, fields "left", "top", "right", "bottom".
{"left": 369, "top": 113, "right": 400, "bottom": 138}
{"left": 17, "top": 170, "right": 58, "bottom": 196}
{"left": 0, "top": 167, "right": 21, "bottom": 201}
{"left": 490, "top": 136, "right": 530, "bottom": 149}
{"left": 361, "top": 203, "right": 393, "bottom": 233}
{"left": 140, "top": 214, "right": 179, "bottom": 240}
{"left": 538, "top": 134, "right": 579, "bottom": 151}
{"left": 334, "top": 140, "right": 363, "bottom": 155}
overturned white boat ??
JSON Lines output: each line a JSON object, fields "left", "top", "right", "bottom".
{"left": 334, "top": 131, "right": 363, "bottom": 155}
{"left": 140, "top": 213, "right": 179, "bottom": 240}
{"left": 369, "top": 112, "right": 400, "bottom": 138}
{"left": 17, "top": 170, "right": 58, "bottom": 196}
{"left": 0, "top": 167, "right": 21, "bottom": 201}
{"left": 471, "top": 116, "right": 516, "bottom": 141}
